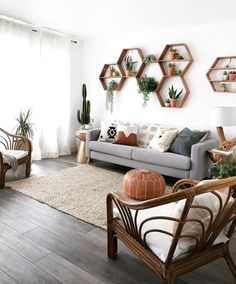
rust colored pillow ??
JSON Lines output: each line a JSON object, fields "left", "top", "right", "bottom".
{"left": 123, "top": 169, "right": 165, "bottom": 200}
{"left": 113, "top": 124, "right": 138, "bottom": 146}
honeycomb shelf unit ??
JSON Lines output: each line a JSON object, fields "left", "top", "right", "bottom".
{"left": 99, "top": 63, "right": 125, "bottom": 91}
{"left": 156, "top": 43, "right": 194, "bottom": 108}
{"left": 206, "top": 56, "right": 236, "bottom": 93}
{"left": 117, "top": 48, "right": 145, "bottom": 79}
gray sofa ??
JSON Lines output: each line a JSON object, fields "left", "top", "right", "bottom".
{"left": 86, "top": 129, "right": 218, "bottom": 180}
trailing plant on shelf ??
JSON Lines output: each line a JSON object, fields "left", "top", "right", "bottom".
{"left": 210, "top": 154, "right": 236, "bottom": 198}
{"left": 77, "top": 84, "right": 91, "bottom": 129}
{"left": 168, "top": 85, "right": 183, "bottom": 107}
{"left": 137, "top": 75, "right": 158, "bottom": 107}
{"left": 15, "top": 108, "right": 34, "bottom": 139}
{"left": 106, "top": 80, "right": 118, "bottom": 113}
{"left": 124, "top": 56, "right": 137, "bottom": 76}
{"left": 143, "top": 54, "right": 157, "bottom": 64}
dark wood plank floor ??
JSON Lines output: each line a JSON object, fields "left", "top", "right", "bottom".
{"left": 0, "top": 155, "right": 235, "bottom": 284}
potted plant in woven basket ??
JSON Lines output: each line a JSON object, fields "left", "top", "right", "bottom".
{"left": 137, "top": 75, "right": 158, "bottom": 107}
{"left": 210, "top": 153, "right": 236, "bottom": 198}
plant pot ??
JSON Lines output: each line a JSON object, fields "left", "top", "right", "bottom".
{"left": 169, "top": 51, "right": 176, "bottom": 60}
{"left": 125, "top": 69, "right": 131, "bottom": 76}
{"left": 167, "top": 67, "right": 175, "bottom": 76}
{"left": 219, "top": 86, "right": 226, "bottom": 92}
{"left": 112, "top": 71, "right": 117, "bottom": 77}
{"left": 223, "top": 75, "right": 228, "bottom": 81}
{"left": 164, "top": 103, "right": 170, "bottom": 107}
{"left": 106, "top": 71, "right": 112, "bottom": 77}
{"left": 229, "top": 74, "right": 235, "bottom": 81}
{"left": 170, "top": 99, "right": 177, "bottom": 108}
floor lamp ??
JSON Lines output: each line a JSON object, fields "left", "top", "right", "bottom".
{"left": 211, "top": 106, "right": 236, "bottom": 151}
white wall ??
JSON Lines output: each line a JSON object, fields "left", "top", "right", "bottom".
{"left": 81, "top": 20, "right": 236, "bottom": 140}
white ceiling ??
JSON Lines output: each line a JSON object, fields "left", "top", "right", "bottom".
{"left": 0, "top": 0, "right": 235, "bottom": 39}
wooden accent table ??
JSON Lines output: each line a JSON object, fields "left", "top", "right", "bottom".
{"left": 76, "top": 130, "right": 88, "bottom": 163}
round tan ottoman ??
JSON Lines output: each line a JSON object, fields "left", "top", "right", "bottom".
{"left": 122, "top": 169, "right": 165, "bottom": 200}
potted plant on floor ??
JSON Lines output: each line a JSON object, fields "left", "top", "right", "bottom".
{"left": 77, "top": 84, "right": 92, "bottom": 129}
{"left": 106, "top": 80, "right": 118, "bottom": 113}
{"left": 15, "top": 108, "right": 34, "bottom": 139}
{"left": 210, "top": 153, "right": 236, "bottom": 198}
{"left": 137, "top": 75, "right": 158, "bottom": 107}
{"left": 168, "top": 85, "right": 183, "bottom": 108}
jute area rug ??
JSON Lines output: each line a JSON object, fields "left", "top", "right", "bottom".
{"left": 7, "top": 164, "right": 171, "bottom": 230}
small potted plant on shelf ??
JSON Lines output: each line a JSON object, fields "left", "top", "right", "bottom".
{"left": 167, "top": 63, "right": 175, "bottom": 76}
{"left": 174, "top": 69, "right": 182, "bottom": 75}
{"left": 210, "top": 153, "right": 236, "bottom": 198}
{"left": 137, "top": 75, "right": 158, "bottom": 107}
{"left": 222, "top": 71, "right": 228, "bottom": 81}
{"left": 169, "top": 47, "right": 176, "bottom": 60}
{"left": 124, "top": 56, "right": 137, "bottom": 77}
{"left": 164, "top": 99, "right": 170, "bottom": 107}
{"left": 110, "top": 65, "right": 116, "bottom": 77}
{"left": 168, "top": 85, "right": 183, "bottom": 108}
{"left": 143, "top": 54, "right": 157, "bottom": 64}
{"left": 106, "top": 66, "right": 112, "bottom": 77}
{"left": 229, "top": 71, "right": 236, "bottom": 81}
{"left": 106, "top": 80, "right": 118, "bottom": 113}
{"left": 174, "top": 52, "right": 184, "bottom": 60}
{"left": 219, "top": 83, "right": 227, "bottom": 92}
{"left": 130, "top": 70, "right": 137, "bottom": 77}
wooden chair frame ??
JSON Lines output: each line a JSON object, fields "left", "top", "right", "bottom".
{"left": 107, "top": 177, "right": 236, "bottom": 284}
{"left": 0, "top": 128, "right": 32, "bottom": 188}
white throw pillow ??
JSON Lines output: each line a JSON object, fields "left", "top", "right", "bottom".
{"left": 97, "top": 121, "right": 117, "bottom": 142}
{"left": 148, "top": 129, "right": 179, "bottom": 152}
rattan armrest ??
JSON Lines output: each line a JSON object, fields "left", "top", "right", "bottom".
{"left": 172, "top": 178, "right": 199, "bottom": 193}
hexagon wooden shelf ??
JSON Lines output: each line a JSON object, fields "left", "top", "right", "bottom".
{"left": 156, "top": 43, "right": 193, "bottom": 108}
{"left": 156, "top": 77, "right": 189, "bottom": 108}
{"left": 99, "top": 63, "right": 125, "bottom": 91}
{"left": 117, "top": 48, "right": 145, "bottom": 79}
{"left": 206, "top": 56, "right": 236, "bottom": 93}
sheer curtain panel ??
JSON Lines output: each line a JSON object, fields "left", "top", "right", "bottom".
{"left": 0, "top": 18, "right": 71, "bottom": 159}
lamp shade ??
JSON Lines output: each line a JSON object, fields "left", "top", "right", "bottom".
{"left": 210, "top": 106, "right": 236, "bottom": 126}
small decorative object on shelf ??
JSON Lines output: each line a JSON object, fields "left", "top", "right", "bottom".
{"left": 169, "top": 47, "right": 176, "bottom": 60}
{"left": 130, "top": 70, "right": 137, "bottom": 77}
{"left": 164, "top": 99, "right": 170, "bottom": 107}
{"left": 229, "top": 71, "right": 236, "bottom": 81}
{"left": 222, "top": 71, "right": 228, "bottom": 81}
{"left": 124, "top": 56, "right": 137, "bottom": 76}
{"left": 137, "top": 75, "right": 158, "bottom": 107}
{"left": 105, "top": 80, "right": 118, "bottom": 113}
{"left": 167, "top": 63, "right": 175, "bottom": 76}
{"left": 168, "top": 85, "right": 183, "bottom": 108}
{"left": 77, "top": 84, "right": 91, "bottom": 129}
{"left": 143, "top": 54, "right": 157, "bottom": 64}
{"left": 219, "top": 83, "right": 227, "bottom": 92}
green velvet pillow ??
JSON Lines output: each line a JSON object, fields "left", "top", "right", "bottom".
{"left": 169, "top": 127, "right": 208, "bottom": 156}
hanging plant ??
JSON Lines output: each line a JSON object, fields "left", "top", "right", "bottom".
{"left": 106, "top": 80, "right": 118, "bottom": 113}
{"left": 137, "top": 75, "right": 158, "bottom": 107}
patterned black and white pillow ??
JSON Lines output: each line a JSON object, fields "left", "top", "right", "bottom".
{"left": 107, "top": 125, "right": 116, "bottom": 141}
{"left": 97, "top": 121, "right": 117, "bottom": 142}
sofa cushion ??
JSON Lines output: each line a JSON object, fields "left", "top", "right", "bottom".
{"left": 137, "top": 123, "right": 160, "bottom": 148}
{"left": 114, "top": 124, "right": 138, "bottom": 146}
{"left": 89, "top": 141, "right": 138, "bottom": 159}
{"left": 169, "top": 127, "right": 208, "bottom": 157}
{"left": 132, "top": 148, "right": 191, "bottom": 170}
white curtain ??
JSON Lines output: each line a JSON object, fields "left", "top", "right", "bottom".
{"left": 0, "top": 18, "right": 71, "bottom": 159}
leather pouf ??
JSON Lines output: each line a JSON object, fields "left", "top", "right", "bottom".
{"left": 122, "top": 169, "right": 165, "bottom": 200}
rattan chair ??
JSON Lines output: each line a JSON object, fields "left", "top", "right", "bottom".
{"left": 0, "top": 128, "right": 32, "bottom": 188}
{"left": 107, "top": 177, "right": 236, "bottom": 284}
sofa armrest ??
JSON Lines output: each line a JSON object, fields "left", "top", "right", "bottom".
{"left": 190, "top": 138, "right": 219, "bottom": 180}
{"left": 85, "top": 128, "right": 101, "bottom": 157}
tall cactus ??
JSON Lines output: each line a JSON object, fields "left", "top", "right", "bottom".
{"left": 77, "top": 84, "right": 91, "bottom": 127}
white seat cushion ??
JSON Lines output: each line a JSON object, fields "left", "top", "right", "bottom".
{"left": 3, "top": 150, "right": 28, "bottom": 160}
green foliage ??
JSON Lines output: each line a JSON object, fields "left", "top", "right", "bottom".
{"left": 143, "top": 54, "right": 157, "bottom": 64}
{"left": 210, "top": 154, "right": 236, "bottom": 198}
{"left": 168, "top": 85, "right": 183, "bottom": 99}
{"left": 15, "top": 109, "right": 34, "bottom": 139}
{"left": 109, "top": 65, "right": 116, "bottom": 72}
{"left": 106, "top": 80, "right": 118, "bottom": 113}
{"left": 77, "top": 84, "right": 91, "bottom": 126}
{"left": 124, "top": 56, "right": 136, "bottom": 71}
{"left": 137, "top": 75, "right": 158, "bottom": 107}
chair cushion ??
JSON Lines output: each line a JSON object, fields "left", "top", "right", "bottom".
{"left": 132, "top": 148, "right": 191, "bottom": 170}
{"left": 89, "top": 141, "right": 138, "bottom": 159}
{"left": 3, "top": 150, "right": 28, "bottom": 160}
